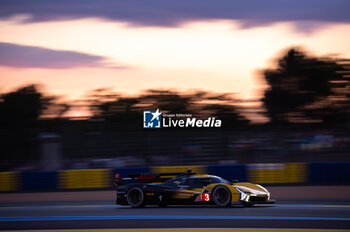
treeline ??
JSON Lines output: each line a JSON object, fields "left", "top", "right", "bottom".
{"left": 262, "top": 49, "right": 350, "bottom": 124}
{"left": 1, "top": 48, "right": 350, "bottom": 127}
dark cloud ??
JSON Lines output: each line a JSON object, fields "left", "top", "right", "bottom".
{"left": 0, "top": 42, "right": 126, "bottom": 69}
{"left": 0, "top": 0, "right": 349, "bottom": 29}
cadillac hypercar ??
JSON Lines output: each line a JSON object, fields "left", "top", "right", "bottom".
{"left": 113, "top": 170, "right": 275, "bottom": 207}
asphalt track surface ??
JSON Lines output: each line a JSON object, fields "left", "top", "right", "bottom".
{"left": 1, "top": 199, "right": 350, "bottom": 230}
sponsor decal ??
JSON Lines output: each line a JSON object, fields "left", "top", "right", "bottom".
{"left": 143, "top": 109, "right": 222, "bottom": 128}
{"left": 202, "top": 193, "right": 211, "bottom": 201}
{"left": 143, "top": 109, "right": 162, "bottom": 128}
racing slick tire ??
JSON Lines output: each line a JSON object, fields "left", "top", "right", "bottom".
{"left": 212, "top": 185, "right": 232, "bottom": 207}
{"left": 126, "top": 187, "right": 145, "bottom": 208}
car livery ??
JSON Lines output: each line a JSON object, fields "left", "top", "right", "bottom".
{"left": 113, "top": 169, "right": 275, "bottom": 207}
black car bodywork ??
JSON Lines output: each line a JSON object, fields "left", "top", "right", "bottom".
{"left": 113, "top": 170, "right": 275, "bottom": 207}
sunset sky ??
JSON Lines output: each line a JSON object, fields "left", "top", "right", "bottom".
{"left": 1, "top": 0, "right": 350, "bottom": 117}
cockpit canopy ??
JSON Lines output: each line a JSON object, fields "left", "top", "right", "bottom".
{"left": 164, "top": 175, "right": 230, "bottom": 188}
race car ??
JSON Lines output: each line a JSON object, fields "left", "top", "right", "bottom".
{"left": 113, "top": 169, "right": 275, "bottom": 207}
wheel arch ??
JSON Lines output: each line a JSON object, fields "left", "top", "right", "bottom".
{"left": 211, "top": 184, "right": 232, "bottom": 207}
{"left": 209, "top": 183, "right": 240, "bottom": 203}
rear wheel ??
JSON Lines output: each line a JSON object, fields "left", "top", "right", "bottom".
{"left": 126, "top": 187, "right": 144, "bottom": 208}
{"left": 212, "top": 185, "right": 232, "bottom": 207}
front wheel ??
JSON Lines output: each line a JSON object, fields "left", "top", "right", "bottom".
{"left": 126, "top": 187, "right": 145, "bottom": 208}
{"left": 212, "top": 185, "right": 232, "bottom": 207}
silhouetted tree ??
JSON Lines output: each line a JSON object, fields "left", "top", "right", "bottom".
{"left": 262, "top": 49, "right": 349, "bottom": 123}
{"left": 96, "top": 97, "right": 140, "bottom": 122}
{"left": 202, "top": 104, "right": 249, "bottom": 127}
{"left": 0, "top": 85, "right": 54, "bottom": 124}
{"left": 139, "top": 90, "right": 192, "bottom": 114}
{"left": 0, "top": 85, "right": 58, "bottom": 170}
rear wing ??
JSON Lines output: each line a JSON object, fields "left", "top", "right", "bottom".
{"left": 113, "top": 169, "right": 195, "bottom": 187}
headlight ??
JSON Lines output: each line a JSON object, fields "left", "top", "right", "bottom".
{"left": 235, "top": 187, "right": 249, "bottom": 201}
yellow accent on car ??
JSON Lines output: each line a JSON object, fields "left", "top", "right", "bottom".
{"left": 173, "top": 190, "right": 196, "bottom": 199}
{"left": 151, "top": 166, "right": 205, "bottom": 174}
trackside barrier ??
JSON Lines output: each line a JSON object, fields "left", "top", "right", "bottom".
{"left": 309, "top": 162, "right": 350, "bottom": 183}
{"left": 248, "top": 163, "right": 307, "bottom": 184}
{"left": 151, "top": 165, "right": 205, "bottom": 174}
{"left": 2, "top": 162, "right": 350, "bottom": 192}
{"left": 59, "top": 169, "right": 111, "bottom": 189}
{"left": 207, "top": 164, "right": 247, "bottom": 182}
{"left": 0, "top": 172, "right": 18, "bottom": 191}
{"left": 21, "top": 171, "right": 57, "bottom": 191}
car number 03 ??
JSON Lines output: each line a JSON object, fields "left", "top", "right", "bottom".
{"left": 202, "top": 193, "right": 211, "bottom": 201}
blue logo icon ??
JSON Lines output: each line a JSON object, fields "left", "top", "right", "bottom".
{"left": 143, "top": 109, "right": 161, "bottom": 128}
